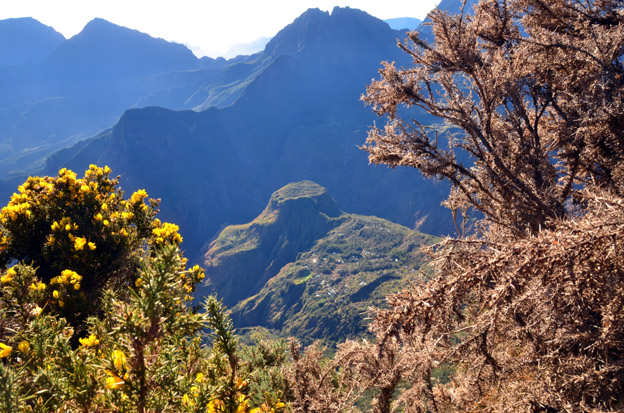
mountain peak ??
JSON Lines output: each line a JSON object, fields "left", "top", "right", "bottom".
{"left": 266, "top": 181, "right": 341, "bottom": 217}
{"left": 83, "top": 17, "right": 116, "bottom": 28}
{"left": 262, "top": 5, "right": 396, "bottom": 59}
{"left": 0, "top": 17, "right": 65, "bottom": 66}
{"left": 263, "top": 8, "right": 327, "bottom": 56}
{"left": 44, "top": 16, "right": 198, "bottom": 78}
{"left": 74, "top": 17, "right": 136, "bottom": 39}
{"left": 384, "top": 17, "right": 422, "bottom": 30}
{"left": 201, "top": 181, "right": 344, "bottom": 305}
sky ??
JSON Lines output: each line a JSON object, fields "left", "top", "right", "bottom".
{"left": 0, "top": 0, "right": 439, "bottom": 58}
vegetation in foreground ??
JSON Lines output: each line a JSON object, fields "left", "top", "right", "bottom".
{"left": 333, "top": 0, "right": 624, "bottom": 410}
{"left": 1, "top": 0, "right": 623, "bottom": 411}
{"left": 0, "top": 165, "right": 287, "bottom": 412}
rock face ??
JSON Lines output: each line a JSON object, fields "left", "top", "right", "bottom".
{"left": 202, "top": 181, "right": 342, "bottom": 306}
{"left": 200, "top": 181, "right": 438, "bottom": 344}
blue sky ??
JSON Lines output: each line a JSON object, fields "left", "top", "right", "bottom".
{"left": 0, "top": 0, "right": 439, "bottom": 57}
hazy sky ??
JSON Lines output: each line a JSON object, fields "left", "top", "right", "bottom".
{"left": 0, "top": 0, "right": 439, "bottom": 57}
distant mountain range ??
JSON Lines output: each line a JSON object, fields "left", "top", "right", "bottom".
{"left": 0, "top": 2, "right": 475, "bottom": 260}
{"left": 21, "top": 6, "right": 456, "bottom": 260}
{"left": 0, "top": 17, "right": 270, "bottom": 176}
{"left": 224, "top": 36, "right": 273, "bottom": 58}
{"left": 200, "top": 181, "right": 438, "bottom": 344}
{"left": 0, "top": 17, "right": 65, "bottom": 67}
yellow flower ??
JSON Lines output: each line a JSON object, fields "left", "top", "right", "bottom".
{"left": 134, "top": 278, "right": 143, "bottom": 287}
{"left": 182, "top": 393, "right": 195, "bottom": 407}
{"left": 1, "top": 273, "right": 13, "bottom": 284}
{"left": 46, "top": 235, "right": 55, "bottom": 246}
{"left": 58, "top": 300, "right": 64, "bottom": 308}
{"left": 130, "top": 189, "right": 148, "bottom": 204}
{"left": 152, "top": 222, "right": 183, "bottom": 244}
{"left": 51, "top": 221, "right": 60, "bottom": 231}
{"left": 94, "top": 213, "right": 103, "bottom": 222}
{"left": 0, "top": 343, "right": 12, "bottom": 358}
{"left": 235, "top": 395, "right": 249, "bottom": 412}
{"left": 106, "top": 375, "right": 124, "bottom": 389}
{"left": 73, "top": 283, "right": 81, "bottom": 290}
{"left": 80, "top": 184, "right": 90, "bottom": 192}
{"left": 235, "top": 377, "right": 247, "bottom": 389}
{"left": 32, "top": 306, "right": 43, "bottom": 316}
{"left": 112, "top": 349, "right": 127, "bottom": 371}
{"left": 74, "top": 236, "right": 87, "bottom": 251}
{"left": 53, "top": 290, "right": 59, "bottom": 299}
{"left": 119, "top": 228, "right": 128, "bottom": 237}
{"left": 208, "top": 399, "right": 225, "bottom": 412}
{"left": 88, "top": 242, "right": 96, "bottom": 250}
{"left": 195, "top": 372, "right": 205, "bottom": 383}
{"left": 53, "top": 269, "right": 82, "bottom": 286}
{"left": 18, "top": 341, "right": 29, "bottom": 354}
{"left": 103, "top": 219, "right": 110, "bottom": 226}
{"left": 79, "top": 334, "right": 100, "bottom": 347}
{"left": 29, "top": 282, "right": 46, "bottom": 291}
{"left": 101, "top": 203, "right": 108, "bottom": 211}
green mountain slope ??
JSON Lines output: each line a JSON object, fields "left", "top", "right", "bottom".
{"left": 199, "top": 181, "right": 438, "bottom": 344}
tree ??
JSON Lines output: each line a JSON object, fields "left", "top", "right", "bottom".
{"left": 363, "top": 0, "right": 624, "bottom": 235}
{"left": 344, "top": 0, "right": 624, "bottom": 410}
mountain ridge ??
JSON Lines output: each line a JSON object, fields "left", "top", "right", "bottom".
{"left": 199, "top": 181, "right": 438, "bottom": 344}
{"left": 0, "top": 17, "right": 65, "bottom": 67}
{"left": 3, "top": 5, "right": 459, "bottom": 260}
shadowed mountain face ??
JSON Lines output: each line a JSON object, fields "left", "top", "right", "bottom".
{"left": 0, "top": 17, "right": 266, "bottom": 176}
{"left": 200, "top": 181, "right": 438, "bottom": 344}
{"left": 43, "top": 18, "right": 197, "bottom": 84}
{"left": 0, "top": 17, "right": 65, "bottom": 67}
{"left": 39, "top": 7, "right": 454, "bottom": 260}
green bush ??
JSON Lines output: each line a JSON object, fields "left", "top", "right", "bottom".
{"left": 0, "top": 166, "right": 287, "bottom": 412}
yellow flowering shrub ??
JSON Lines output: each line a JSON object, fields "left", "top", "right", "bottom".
{"left": 0, "top": 167, "right": 289, "bottom": 412}
{"left": 0, "top": 165, "right": 186, "bottom": 325}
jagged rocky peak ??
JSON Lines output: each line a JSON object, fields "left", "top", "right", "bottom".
{"left": 263, "top": 6, "right": 393, "bottom": 57}
{"left": 263, "top": 8, "right": 328, "bottom": 56}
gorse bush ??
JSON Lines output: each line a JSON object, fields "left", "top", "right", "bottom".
{"left": 0, "top": 165, "right": 182, "bottom": 328}
{"left": 0, "top": 166, "right": 288, "bottom": 412}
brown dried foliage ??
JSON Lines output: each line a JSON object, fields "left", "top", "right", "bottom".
{"left": 287, "top": 0, "right": 624, "bottom": 411}
{"left": 366, "top": 190, "right": 624, "bottom": 411}
{"left": 363, "top": 0, "right": 624, "bottom": 235}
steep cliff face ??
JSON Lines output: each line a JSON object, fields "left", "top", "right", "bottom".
{"left": 199, "top": 181, "right": 439, "bottom": 344}
{"left": 201, "top": 181, "right": 342, "bottom": 306}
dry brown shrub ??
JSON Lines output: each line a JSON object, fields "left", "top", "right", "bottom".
{"left": 368, "top": 189, "right": 624, "bottom": 411}
{"left": 318, "top": 0, "right": 624, "bottom": 411}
